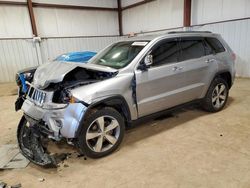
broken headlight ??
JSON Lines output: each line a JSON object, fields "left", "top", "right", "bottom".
{"left": 53, "top": 89, "right": 80, "bottom": 104}
{"left": 69, "top": 95, "right": 80, "bottom": 103}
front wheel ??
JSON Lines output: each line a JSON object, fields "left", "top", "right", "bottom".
{"left": 77, "top": 107, "right": 125, "bottom": 158}
{"left": 202, "top": 77, "right": 229, "bottom": 112}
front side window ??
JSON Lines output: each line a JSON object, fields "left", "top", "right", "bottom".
{"left": 90, "top": 41, "right": 148, "bottom": 69}
{"left": 151, "top": 39, "right": 180, "bottom": 66}
{"left": 179, "top": 38, "right": 206, "bottom": 61}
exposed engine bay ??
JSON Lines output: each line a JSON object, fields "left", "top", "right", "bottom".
{"left": 48, "top": 67, "right": 117, "bottom": 104}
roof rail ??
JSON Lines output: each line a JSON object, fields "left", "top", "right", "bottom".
{"left": 167, "top": 31, "right": 212, "bottom": 34}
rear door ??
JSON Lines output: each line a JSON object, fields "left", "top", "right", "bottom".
{"left": 178, "top": 37, "right": 218, "bottom": 100}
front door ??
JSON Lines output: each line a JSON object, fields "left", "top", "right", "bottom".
{"left": 135, "top": 38, "right": 192, "bottom": 117}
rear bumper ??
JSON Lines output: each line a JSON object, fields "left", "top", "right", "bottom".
{"left": 22, "top": 99, "right": 87, "bottom": 139}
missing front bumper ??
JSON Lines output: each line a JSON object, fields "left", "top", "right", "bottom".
{"left": 17, "top": 116, "right": 57, "bottom": 167}
{"left": 18, "top": 99, "right": 88, "bottom": 167}
{"left": 21, "top": 99, "right": 87, "bottom": 140}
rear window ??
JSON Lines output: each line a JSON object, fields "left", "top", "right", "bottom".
{"left": 205, "top": 37, "right": 225, "bottom": 54}
{"left": 179, "top": 38, "right": 206, "bottom": 61}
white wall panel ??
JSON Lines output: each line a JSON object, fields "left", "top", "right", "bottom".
{"left": 40, "top": 36, "right": 123, "bottom": 62}
{"left": 192, "top": 19, "right": 250, "bottom": 77}
{"left": 0, "top": 6, "right": 32, "bottom": 38}
{"left": 34, "top": 8, "right": 119, "bottom": 37}
{"left": 121, "top": 0, "right": 143, "bottom": 7}
{"left": 0, "top": 36, "right": 123, "bottom": 82}
{"left": 33, "top": 0, "right": 117, "bottom": 8}
{"left": 192, "top": 0, "right": 250, "bottom": 25}
{"left": 0, "top": 39, "right": 39, "bottom": 82}
{"left": 0, "top": 0, "right": 26, "bottom": 2}
{"left": 122, "top": 0, "right": 183, "bottom": 35}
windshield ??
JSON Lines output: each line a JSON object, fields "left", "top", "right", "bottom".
{"left": 90, "top": 41, "right": 149, "bottom": 69}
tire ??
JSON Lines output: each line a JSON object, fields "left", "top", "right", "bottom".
{"left": 77, "top": 107, "right": 125, "bottom": 158}
{"left": 202, "top": 77, "right": 229, "bottom": 112}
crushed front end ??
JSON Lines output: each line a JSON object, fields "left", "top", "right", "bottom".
{"left": 18, "top": 83, "right": 87, "bottom": 167}
{"left": 16, "top": 61, "right": 118, "bottom": 167}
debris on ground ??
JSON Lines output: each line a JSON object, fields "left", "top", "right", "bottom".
{"left": 10, "top": 183, "right": 22, "bottom": 188}
{"left": 63, "top": 164, "right": 69, "bottom": 168}
{"left": 38, "top": 178, "right": 45, "bottom": 182}
{"left": 0, "top": 145, "right": 29, "bottom": 169}
{"left": 17, "top": 117, "right": 74, "bottom": 168}
{"left": 54, "top": 153, "right": 69, "bottom": 164}
{"left": 0, "top": 181, "right": 7, "bottom": 188}
{"left": 151, "top": 122, "right": 158, "bottom": 127}
{"left": 77, "top": 154, "right": 84, "bottom": 158}
{"left": 0, "top": 182, "right": 22, "bottom": 188}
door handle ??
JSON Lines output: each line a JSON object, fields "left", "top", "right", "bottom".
{"left": 205, "top": 59, "right": 215, "bottom": 63}
{"left": 172, "top": 66, "right": 183, "bottom": 71}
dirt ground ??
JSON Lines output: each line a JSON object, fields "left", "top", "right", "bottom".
{"left": 0, "top": 78, "right": 250, "bottom": 188}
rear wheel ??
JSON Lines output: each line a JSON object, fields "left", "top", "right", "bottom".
{"left": 77, "top": 107, "right": 125, "bottom": 158}
{"left": 202, "top": 77, "right": 229, "bottom": 112}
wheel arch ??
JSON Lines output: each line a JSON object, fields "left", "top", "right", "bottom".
{"left": 77, "top": 95, "right": 131, "bottom": 134}
{"left": 214, "top": 71, "right": 232, "bottom": 89}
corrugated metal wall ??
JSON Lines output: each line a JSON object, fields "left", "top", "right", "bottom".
{"left": 0, "top": 39, "right": 39, "bottom": 82}
{"left": 191, "top": 0, "right": 250, "bottom": 77}
{"left": 124, "top": 18, "right": 250, "bottom": 78}
{"left": 1, "top": 0, "right": 250, "bottom": 82}
{"left": 0, "top": 5, "right": 32, "bottom": 38}
{"left": 34, "top": 8, "right": 119, "bottom": 37}
{"left": 192, "top": 20, "right": 250, "bottom": 78}
{"left": 121, "top": 0, "right": 250, "bottom": 77}
{"left": 0, "top": 0, "right": 121, "bottom": 82}
{"left": 0, "top": 36, "right": 123, "bottom": 82}
{"left": 33, "top": 0, "right": 117, "bottom": 8}
{"left": 40, "top": 36, "right": 123, "bottom": 62}
{"left": 122, "top": 0, "right": 184, "bottom": 35}
{"left": 191, "top": 0, "right": 250, "bottom": 25}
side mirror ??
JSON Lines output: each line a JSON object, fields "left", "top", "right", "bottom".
{"left": 137, "top": 54, "right": 153, "bottom": 71}
{"left": 144, "top": 54, "right": 153, "bottom": 66}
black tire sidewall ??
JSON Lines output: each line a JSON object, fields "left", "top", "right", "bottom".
{"left": 203, "top": 77, "right": 229, "bottom": 112}
{"left": 77, "top": 107, "right": 125, "bottom": 158}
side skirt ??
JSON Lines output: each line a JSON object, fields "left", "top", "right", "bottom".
{"left": 131, "top": 99, "right": 202, "bottom": 126}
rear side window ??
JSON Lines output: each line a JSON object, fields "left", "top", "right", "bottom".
{"left": 151, "top": 39, "right": 180, "bottom": 66}
{"left": 205, "top": 37, "right": 225, "bottom": 54}
{"left": 179, "top": 38, "right": 206, "bottom": 61}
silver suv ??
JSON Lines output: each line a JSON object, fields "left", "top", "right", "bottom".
{"left": 17, "top": 31, "right": 236, "bottom": 167}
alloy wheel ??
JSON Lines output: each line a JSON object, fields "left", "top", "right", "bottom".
{"left": 212, "top": 83, "right": 227, "bottom": 109}
{"left": 86, "top": 116, "right": 120, "bottom": 153}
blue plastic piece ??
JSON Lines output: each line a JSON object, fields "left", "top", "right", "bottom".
{"left": 55, "top": 51, "right": 97, "bottom": 63}
{"left": 19, "top": 73, "right": 28, "bottom": 93}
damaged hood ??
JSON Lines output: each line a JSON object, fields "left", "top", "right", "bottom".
{"left": 33, "top": 61, "right": 117, "bottom": 89}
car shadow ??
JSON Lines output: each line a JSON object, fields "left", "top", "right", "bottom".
{"left": 123, "top": 96, "right": 235, "bottom": 146}
{"left": 29, "top": 96, "right": 235, "bottom": 171}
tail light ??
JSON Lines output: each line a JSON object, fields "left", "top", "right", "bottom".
{"left": 232, "top": 53, "right": 236, "bottom": 61}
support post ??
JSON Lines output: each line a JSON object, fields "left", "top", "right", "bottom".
{"left": 183, "top": 0, "right": 191, "bottom": 28}
{"left": 117, "top": 0, "right": 123, "bottom": 36}
{"left": 27, "top": 0, "right": 38, "bottom": 37}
